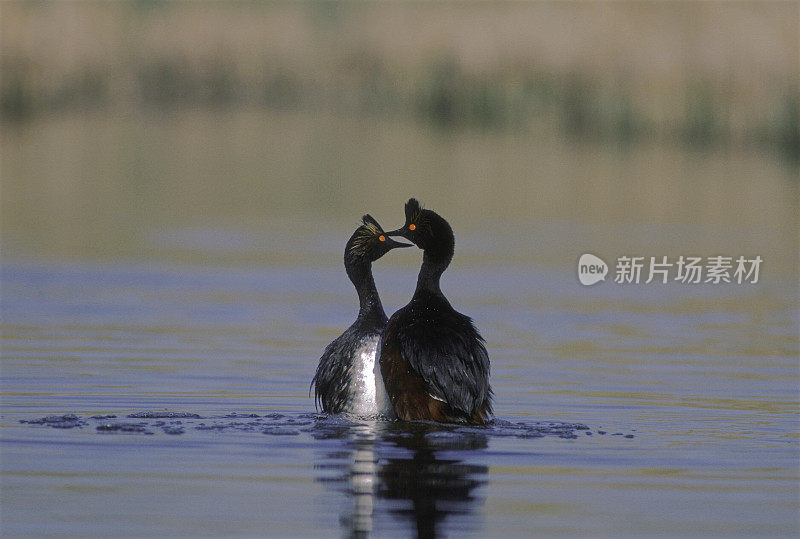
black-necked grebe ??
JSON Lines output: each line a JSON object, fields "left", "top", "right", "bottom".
{"left": 381, "top": 198, "right": 492, "bottom": 424}
{"left": 312, "top": 215, "right": 410, "bottom": 416}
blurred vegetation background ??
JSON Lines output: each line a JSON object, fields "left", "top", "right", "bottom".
{"left": 1, "top": 1, "right": 797, "bottom": 273}
{"left": 3, "top": 1, "right": 797, "bottom": 156}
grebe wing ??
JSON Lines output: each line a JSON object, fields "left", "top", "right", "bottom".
{"left": 398, "top": 314, "right": 490, "bottom": 416}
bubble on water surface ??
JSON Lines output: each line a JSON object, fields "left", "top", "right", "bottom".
{"left": 17, "top": 412, "right": 634, "bottom": 439}
{"left": 127, "top": 411, "right": 202, "bottom": 419}
{"left": 19, "top": 414, "right": 85, "bottom": 429}
{"left": 262, "top": 427, "right": 301, "bottom": 436}
{"left": 96, "top": 422, "right": 153, "bottom": 434}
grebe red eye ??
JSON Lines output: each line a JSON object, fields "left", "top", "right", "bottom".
{"left": 409, "top": 224, "right": 416, "bottom": 231}
{"left": 379, "top": 235, "right": 386, "bottom": 242}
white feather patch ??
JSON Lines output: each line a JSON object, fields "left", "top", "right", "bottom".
{"left": 347, "top": 335, "right": 394, "bottom": 418}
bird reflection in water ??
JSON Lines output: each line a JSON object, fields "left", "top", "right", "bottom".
{"left": 313, "top": 419, "right": 488, "bottom": 538}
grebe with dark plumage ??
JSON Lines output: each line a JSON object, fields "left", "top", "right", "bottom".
{"left": 312, "top": 215, "right": 410, "bottom": 417}
{"left": 380, "top": 198, "right": 492, "bottom": 424}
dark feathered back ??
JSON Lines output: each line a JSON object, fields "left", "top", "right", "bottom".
{"left": 395, "top": 304, "right": 490, "bottom": 416}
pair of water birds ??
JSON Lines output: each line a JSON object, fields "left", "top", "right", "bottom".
{"left": 312, "top": 198, "right": 492, "bottom": 425}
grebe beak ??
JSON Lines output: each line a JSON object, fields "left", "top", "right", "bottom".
{"left": 385, "top": 235, "right": 412, "bottom": 248}
{"left": 384, "top": 228, "right": 407, "bottom": 239}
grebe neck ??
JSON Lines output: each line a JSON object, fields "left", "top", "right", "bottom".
{"left": 414, "top": 231, "right": 454, "bottom": 297}
{"left": 346, "top": 262, "right": 385, "bottom": 323}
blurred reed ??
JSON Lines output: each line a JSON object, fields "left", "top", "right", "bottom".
{"left": 1, "top": 1, "right": 797, "bottom": 163}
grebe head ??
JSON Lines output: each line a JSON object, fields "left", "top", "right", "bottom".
{"left": 344, "top": 214, "right": 411, "bottom": 267}
{"left": 385, "top": 198, "right": 454, "bottom": 258}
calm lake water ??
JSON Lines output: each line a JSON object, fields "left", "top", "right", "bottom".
{"left": 1, "top": 110, "right": 798, "bottom": 537}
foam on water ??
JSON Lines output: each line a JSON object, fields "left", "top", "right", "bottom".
{"left": 19, "top": 411, "right": 631, "bottom": 440}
